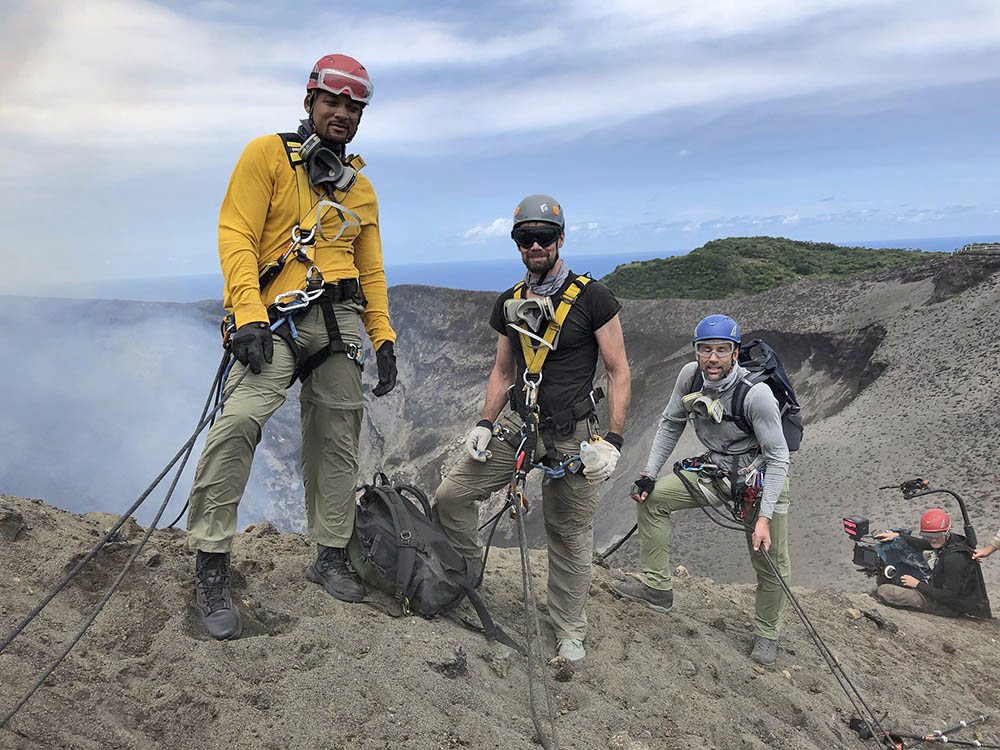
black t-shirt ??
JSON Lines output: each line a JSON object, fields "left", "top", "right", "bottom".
{"left": 489, "top": 272, "right": 622, "bottom": 425}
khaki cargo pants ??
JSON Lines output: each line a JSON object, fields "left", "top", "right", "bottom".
{"left": 187, "top": 303, "right": 364, "bottom": 553}
{"left": 434, "top": 412, "right": 600, "bottom": 642}
{"left": 637, "top": 470, "right": 791, "bottom": 640}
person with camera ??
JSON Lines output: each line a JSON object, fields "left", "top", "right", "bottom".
{"left": 874, "top": 508, "right": 987, "bottom": 617}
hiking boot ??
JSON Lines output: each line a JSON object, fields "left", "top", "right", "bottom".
{"left": 194, "top": 551, "right": 242, "bottom": 641}
{"left": 306, "top": 545, "right": 365, "bottom": 602}
{"left": 556, "top": 638, "right": 586, "bottom": 662}
{"left": 609, "top": 578, "right": 673, "bottom": 614}
{"left": 749, "top": 635, "right": 778, "bottom": 666}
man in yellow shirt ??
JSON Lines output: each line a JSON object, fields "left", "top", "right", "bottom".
{"left": 187, "top": 54, "right": 397, "bottom": 640}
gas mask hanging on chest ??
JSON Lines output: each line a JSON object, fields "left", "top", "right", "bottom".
{"left": 503, "top": 296, "right": 558, "bottom": 351}
{"left": 299, "top": 133, "right": 358, "bottom": 194}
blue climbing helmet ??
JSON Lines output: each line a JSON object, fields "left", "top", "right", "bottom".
{"left": 693, "top": 314, "right": 741, "bottom": 345}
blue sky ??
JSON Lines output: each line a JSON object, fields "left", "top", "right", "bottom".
{"left": 1, "top": 0, "right": 998, "bottom": 291}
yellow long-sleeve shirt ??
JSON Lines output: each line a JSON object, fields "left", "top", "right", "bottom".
{"left": 219, "top": 134, "right": 396, "bottom": 349}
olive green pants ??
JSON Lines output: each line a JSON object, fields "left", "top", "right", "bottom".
{"left": 434, "top": 413, "right": 600, "bottom": 642}
{"left": 187, "top": 304, "right": 363, "bottom": 553}
{"left": 637, "top": 470, "right": 791, "bottom": 640}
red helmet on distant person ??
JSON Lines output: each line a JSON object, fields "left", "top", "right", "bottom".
{"left": 307, "top": 54, "right": 373, "bottom": 104}
{"left": 920, "top": 508, "right": 951, "bottom": 535}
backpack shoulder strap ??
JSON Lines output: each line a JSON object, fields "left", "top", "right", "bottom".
{"left": 725, "top": 375, "right": 758, "bottom": 435}
{"left": 464, "top": 590, "right": 525, "bottom": 655}
{"left": 520, "top": 275, "right": 591, "bottom": 375}
{"left": 369, "top": 487, "right": 417, "bottom": 602}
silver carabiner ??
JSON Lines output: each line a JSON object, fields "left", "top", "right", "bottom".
{"left": 291, "top": 225, "right": 317, "bottom": 247}
{"left": 273, "top": 289, "right": 310, "bottom": 312}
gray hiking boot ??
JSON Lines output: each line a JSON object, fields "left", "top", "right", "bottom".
{"left": 749, "top": 635, "right": 778, "bottom": 666}
{"left": 556, "top": 638, "right": 586, "bottom": 662}
{"left": 609, "top": 578, "right": 673, "bottom": 614}
{"left": 194, "top": 551, "right": 242, "bottom": 640}
{"left": 306, "top": 545, "right": 365, "bottom": 602}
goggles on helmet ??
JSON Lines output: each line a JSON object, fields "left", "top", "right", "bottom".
{"left": 920, "top": 529, "right": 949, "bottom": 541}
{"left": 511, "top": 225, "right": 561, "bottom": 249}
{"left": 310, "top": 68, "right": 373, "bottom": 104}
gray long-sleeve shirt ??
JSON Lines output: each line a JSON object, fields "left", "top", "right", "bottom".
{"left": 643, "top": 361, "right": 791, "bottom": 518}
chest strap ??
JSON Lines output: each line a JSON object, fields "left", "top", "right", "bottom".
{"left": 512, "top": 275, "right": 591, "bottom": 376}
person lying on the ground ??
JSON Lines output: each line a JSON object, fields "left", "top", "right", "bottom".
{"left": 873, "top": 508, "right": 987, "bottom": 617}
{"left": 972, "top": 526, "right": 1000, "bottom": 560}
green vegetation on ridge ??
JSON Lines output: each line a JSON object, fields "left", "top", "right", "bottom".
{"left": 602, "top": 236, "right": 947, "bottom": 299}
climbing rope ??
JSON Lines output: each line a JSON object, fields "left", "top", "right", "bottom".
{"left": 0, "top": 311, "right": 306, "bottom": 727}
{"left": 667, "top": 462, "right": 898, "bottom": 748}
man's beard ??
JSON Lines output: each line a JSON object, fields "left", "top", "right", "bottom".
{"left": 523, "top": 249, "right": 559, "bottom": 276}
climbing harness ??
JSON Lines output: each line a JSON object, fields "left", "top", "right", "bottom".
{"left": 510, "top": 275, "right": 590, "bottom": 376}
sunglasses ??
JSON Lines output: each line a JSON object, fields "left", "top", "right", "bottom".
{"left": 511, "top": 225, "right": 561, "bottom": 249}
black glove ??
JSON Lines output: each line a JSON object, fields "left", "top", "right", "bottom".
{"left": 231, "top": 322, "right": 273, "bottom": 375}
{"left": 631, "top": 475, "right": 656, "bottom": 497}
{"left": 372, "top": 340, "right": 397, "bottom": 397}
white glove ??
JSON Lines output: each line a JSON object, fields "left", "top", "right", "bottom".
{"left": 580, "top": 438, "right": 620, "bottom": 481}
{"left": 465, "top": 422, "right": 493, "bottom": 462}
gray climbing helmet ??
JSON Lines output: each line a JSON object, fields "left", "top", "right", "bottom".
{"left": 512, "top": 194, "right": 564, "bottom": 230}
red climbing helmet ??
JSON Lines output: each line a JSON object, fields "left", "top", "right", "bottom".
{"left": 306, "top": 54, "right": 373, "bottom": 104}
{"left": 919, "top": 508, "right": 951, "bottom": 536}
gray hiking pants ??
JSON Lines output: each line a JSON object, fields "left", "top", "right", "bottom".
{"left": 434, "top": 412, "right": 600, "bottom": 642}
{"left": 637, "top": 470, "right": 791, "bottom": 640}
{"left": 876, "top": 584, "right": 934, "bottom": 613}
{"left": 187, "top": 303, "right": 364, "bottom": 553}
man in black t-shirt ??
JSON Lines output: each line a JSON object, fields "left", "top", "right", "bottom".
{"left": 434, "top": 194, "right": 631, "bottom": 662}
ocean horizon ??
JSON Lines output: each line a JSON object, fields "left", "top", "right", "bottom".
{"left": 4, "top": 234, "right": 994, "bottom": 303}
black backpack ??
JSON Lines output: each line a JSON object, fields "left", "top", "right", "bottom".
{"left": 690, "top": 339, "right": 804, "bottom": 451}
{"left": 347, "top": 476, "right": 521, "bottom": 651}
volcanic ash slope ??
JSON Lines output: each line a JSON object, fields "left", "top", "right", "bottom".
{"left": 1, "top": 496, "right": 999, "bottom": 750}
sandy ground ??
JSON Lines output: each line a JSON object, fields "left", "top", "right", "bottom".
{"left": 2, "top": 495, "right": 999, "bottom": 750}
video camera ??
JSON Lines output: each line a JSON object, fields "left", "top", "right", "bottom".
{"left": 842, "top": 516, "right": 896, "bottom": 579}
{"left": 842, "top": 514, "right": 932, "bottom": 584}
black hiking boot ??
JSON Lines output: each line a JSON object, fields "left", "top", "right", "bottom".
{"left": 749, "top": 635, "right": 778, "bottom": 666}
{"left": 306, "top": 545, "right": 365, "bottom": 602}
{"left": 609, "top": 578, "right": 673, "bottom": 614}
{"left": 194, "top": 551, "right": 242, "bottom": 640}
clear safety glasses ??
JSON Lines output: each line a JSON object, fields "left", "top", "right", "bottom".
{"left": 511, "top": 225, "right": 561, "bottom": 249}
{"left": 311, "top": 68, "right": 373, "bottom": 104}
{"left": 695, "top": 342, "right": 735, "bottom": 358}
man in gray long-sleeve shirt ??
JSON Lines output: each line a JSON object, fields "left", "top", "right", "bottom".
{"left": 610, "top": 314, "right": 791, "bottom": 666}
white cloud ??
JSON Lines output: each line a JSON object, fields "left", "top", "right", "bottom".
{"left": 782, "top": 214, "right": 801, "bottom": 224}
{"left": 462, "top": 217, "right": 511, "bottom": 242}
{"left": 0, "top": 0, "right": 998, "bottom": 174}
